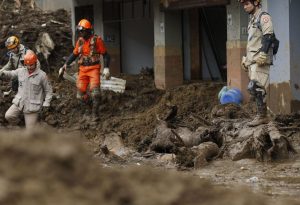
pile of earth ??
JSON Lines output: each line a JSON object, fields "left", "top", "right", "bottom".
{"left": 0, "top": 129, "right": 298, "bottom": 205}
{"left": 46, "top": 75, "right": 227, "bottom": 150}
{"left": 0, "top": 0, "right": 73, "bottom": 72}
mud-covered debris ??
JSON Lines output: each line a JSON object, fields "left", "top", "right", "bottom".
{"left": 103, "top": 132, "right": 133, "bottom": 157}
{"left": 211, "top": 103, "right": 250, "bottom": 119}
{"left": 223, "top": 121, "right": 296, "bottom": 161}
{"left": 192, "top": 142, "right": 220, "bottom": 168}
{"left": 150, "top": 120, "right": 184, "bottom": 153}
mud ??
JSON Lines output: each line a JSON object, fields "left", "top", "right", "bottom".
{"left": 0, "top": 129, "right": 299, "bottom": 205}
{"left": 0, "top": 1, "right": 300, "bottom": 203}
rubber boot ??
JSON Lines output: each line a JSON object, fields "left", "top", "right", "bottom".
{"left": 91, "top": 97, "right": 100, "bottom": 122}
{"left": 78, "top": 100, "right": 91, "bottom": 123}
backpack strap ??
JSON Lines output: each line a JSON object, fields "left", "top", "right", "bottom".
{"left": 90, "top": 35, "right": 98, "bottom": 55}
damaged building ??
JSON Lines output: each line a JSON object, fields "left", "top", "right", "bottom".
{"left": 35, "top": 0, "right": 300, "bottom": 114}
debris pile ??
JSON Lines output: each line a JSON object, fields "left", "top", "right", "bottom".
{"left": 0, "top": 0, "right": 72, "bottom": 72}
{"left": 148, "top": 104, "right": 296, "bottom": 168}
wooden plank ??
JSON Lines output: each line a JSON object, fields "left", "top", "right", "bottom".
{"left": 62, "top": 72, "right": 126, "bottom": 93}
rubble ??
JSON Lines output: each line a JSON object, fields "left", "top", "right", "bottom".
{"left": 0, "top": 0, "right": 72, "bottom": 72}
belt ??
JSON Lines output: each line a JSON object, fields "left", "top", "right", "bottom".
{"left": 80, "top": 61, "right": 100, "bottom": 66}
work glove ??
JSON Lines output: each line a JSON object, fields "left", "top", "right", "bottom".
{"left": 256, "top": 52, "right": 268, "bottom": 66}
{"left": 102, "top": 67, "right": 110, "bottom": 80}
{"left": 58, "top": 64, "right": 67, "bottom": 81}
{"left": 241, "top": 56, "right": 249, "bottom": 72}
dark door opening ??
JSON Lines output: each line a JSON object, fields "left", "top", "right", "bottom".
{"left": 75, "top": 5, "right": 94, "bottom": 39}
{"left": 182, "top": 6, "right": 227, "bottom": 82}
{"left": 200, "top": 6, "right": 227, "bottom": 81}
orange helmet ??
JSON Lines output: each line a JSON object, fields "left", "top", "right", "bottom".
{"left": 24, "top": 50, "right": 38, "bottom": 66}
{"left": 5, "top": 36, "right": 20, "bottom": 50}
{"left": 77, "top": 19, "right": 92, "bottom": 31}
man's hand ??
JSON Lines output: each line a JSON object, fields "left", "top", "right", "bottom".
{"left": 256, "top": 52, "right": 268, "bottom": 66}
{"left": 102, "top": 67, "right": 110, "bottom": 80}
{"left": 58, "top": 64, "right": 66, "bottom": 81}
{"left": 241, "top": 56, "right": 248, "bottom": 72}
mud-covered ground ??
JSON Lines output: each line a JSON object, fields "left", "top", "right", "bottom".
{"left": 0, "top": 1, "right": 300, "bottom": 204}
{"left": 0, "top": 129, "right": 299, "bottom": 205}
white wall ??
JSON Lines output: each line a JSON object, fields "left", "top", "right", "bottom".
{"left": 35, "top": 0, "right": 72, "bottom": 11}
{"left": 267, "top": 0, "right": 290, "bottom": 83}
{"left": 121, "top": 0, "right": 154, "bottom": 74}
{"left": 289, "top": 0, "right": 300, "bottom": 99}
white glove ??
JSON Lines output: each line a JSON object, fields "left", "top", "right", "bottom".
{"left": 58, "top": 65, "right": 66, "bottom": 81}
{"left": 102, "top": 67, "right": 110, "bottom": 80}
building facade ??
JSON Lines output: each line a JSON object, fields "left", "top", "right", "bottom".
{"left": 38, "top": 0, "right": 300, "bottom": 114}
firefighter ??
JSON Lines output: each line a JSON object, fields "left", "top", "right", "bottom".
{"left": 239, "top": 0, "right": 275, "bottom": 126}
{"left": 0, "top": 50, "right": 53, "bottom": 130}
{"left": 0, "top": 36, "right": 28, "bottom": 95}
{"left": 61, "top": 19, "right": 110, "bottom": 122}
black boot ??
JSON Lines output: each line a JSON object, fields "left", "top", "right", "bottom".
{"left": 91, "top": 97, "right": 100, "bottom": 122}
{"left": 248, "top": 95, "right": 268, "bottom": 127}
{"left": 78, "top": 99, "right": 91, "bottom": 123}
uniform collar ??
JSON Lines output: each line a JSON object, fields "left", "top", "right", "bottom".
{"left": 253, "top": 8, "right": 262, "bottom": 19}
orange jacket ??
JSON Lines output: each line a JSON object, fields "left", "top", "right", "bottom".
{"left": 73, "top": 35, "right": 107, "bottom": 68}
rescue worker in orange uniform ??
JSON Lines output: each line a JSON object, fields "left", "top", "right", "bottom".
{"left": 61, "top": 19, "right": 110, "bottom": 121}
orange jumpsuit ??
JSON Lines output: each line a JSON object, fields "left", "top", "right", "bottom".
{"left": 73, "top": 35, "right": 107, "bottom": 93}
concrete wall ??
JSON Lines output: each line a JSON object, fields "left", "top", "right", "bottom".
{"left": 226, "top": 0, "right": 249, "bottom": 100}
{"left": 154, "top": 0, "right": 183, "bottom": 89}
{"left": 121, "top": 0, "right": 154, "bottom": 74}
{"left": 267, "top": 0, "right": 290, "bottom": 83}
{"left": 289, "top": 0, "right": 300, "bottom": 111}
{"left": 266, "top": 0, "right": 292, "bottom": 113}
{"left": 35, "top": 0, "right": 72, "bottom": 11}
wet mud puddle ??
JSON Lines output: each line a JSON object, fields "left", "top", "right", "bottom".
{"left": 194, "top": 147, "right": 300, "bottom": 199}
